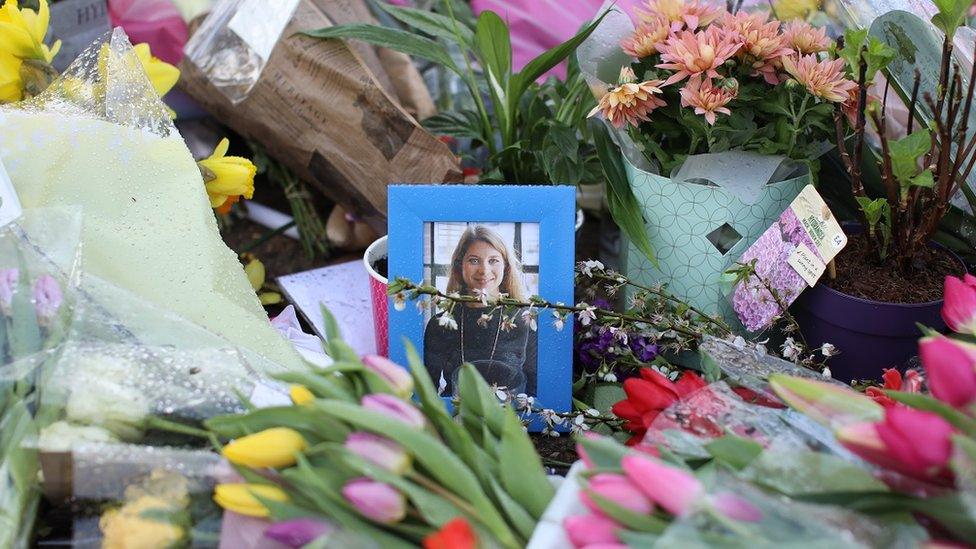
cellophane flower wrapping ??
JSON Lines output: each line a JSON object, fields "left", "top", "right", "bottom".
{"left": 0, "top": 27, "right": 303, "bottom": 372}
{"left": 0, "top": 206, "right": 82, "bottom": 549}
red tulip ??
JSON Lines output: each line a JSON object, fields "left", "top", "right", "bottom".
{"left": 865, "top": 368, "right": 909, "bottom": 408}
{"left": 918, "top": 335, "right": 976, "bottom": 408}
{"left": 423, "top": 517, "right": 476, "bottom": 549}
{"left": 838, "top": 407, "right": 955, "bottom": 484}
{"left": 581, "top": 473, "right": 654, "bottom": 516}
{"left": 563, "top": 514, "right": 619, "bottom": 548}
{"left": 942, "top": 274, "right": 976, "bottom": 335}
{"left": 611, "top": 369, "right": 707, "bottom": 445}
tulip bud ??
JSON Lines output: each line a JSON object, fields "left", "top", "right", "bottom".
{"left": 709, "top": 493, "right": 763, "bottom": 522}
{"left": 942, "top": 274, "right": 976, "bottom": 335}
{"left": 33, "top": 274, "right": 62, "bottom": 326}
{"left": 768, "top": 374, "right": 883, "bottom": 427}
{"left": 213, "top": 483, "right": 289, "bottom": 518}
{"left": 621, "top": 454, "right": 702, "bottom": 517}
{"left": 362, "top": 355, "right": 414, "bottom": 397}
{"left": 361, "top": 394, "right": 426, "bottom": 429}
{"left": 562, "top": 513, "right": 620, "bottom": 548}
{"left": 222, "top": 427, "right": 308, "bottom": 468}
{"left": 919, "top": 335, "right": 976, "bottom": 408}
{"left": 264, "top": 518, "right": 333, "bottom": 548}
{"left": 581, "top": 473, "right": 654, "bottom": 516}
{"left": 290, "top": 384, "right": 315, "bottom": 405}
{"left": 341, "top": 478, "right": 406, "bottom": 524}
{"left": 345, "top": 432, "right": 411, "bottom": 474}
{"left": 0, "top": 268, "right": 18, "bottom": 316}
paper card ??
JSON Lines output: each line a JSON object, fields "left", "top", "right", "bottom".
{"left": 0, "top": 158, "right": 22, "bottom": 228}
{"left": 730, "top": 185, "right": 846, "bottom": 332}
{"left": 49, "top": 0, "right": 111, "bottom": 72}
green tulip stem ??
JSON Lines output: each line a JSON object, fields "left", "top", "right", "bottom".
{"left": 405, "top": 470, "right": 481, "bottom": 522}
{"left": 146, "top": 416, "right": 218, "bottom": 447}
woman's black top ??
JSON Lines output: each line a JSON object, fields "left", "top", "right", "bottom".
{"left": 423, "top": 306, "right": 537, "bottom": 396}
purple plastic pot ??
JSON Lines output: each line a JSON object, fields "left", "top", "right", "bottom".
{"left": 792, "top": 285, "right": 946, "bottom": 383}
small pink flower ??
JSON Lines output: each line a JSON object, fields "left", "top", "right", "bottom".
{"left": 781, "top": 54, "right": 858, "bottom": 103}
{"left": 33, "top": 274, "right": 63, "bottom": 325}
{"left": 588, "top": 68, "right": 666, "bottom": 128}
{"left": 345, "top": 432, "right": 411, "bottom": 474}
{"left": 943, "top": 273, "right": 976, "bottom": 335}
{"left": 342, "top": 478, "right": 406, "bottom": 524}
{"left": 0, "top": 268, "right": 18, "bottom": 315}
{"left": 621, "top": 15, "right": 671, "bottom": 58}
{"left": 720, "top": 11, "right": 792, "bottom": 85}
{"left": 563, "top": 513, "right": 619, "bottom": 548}
{"left": 657, "top": 26, "right": 741, "bottom": 86}
{"left": 362, "top": 354, "right": 414, "bottom": 397}
{"left": 582, "top": 473, "right": 655, "bottom": 516}
{"left": 782, "top": 20, "right": 830, "bottom": 54}
{"left": 621, "top": 454, "right": 702, "bottom": 516}
{"left": 679, "top": 76, "right": 736, "bottom": 125}
{"left": 636, "top": 0, "right": 722, "bottom": 31}
{"left": 918, "top": 335, "right": 976, "bottom": 408}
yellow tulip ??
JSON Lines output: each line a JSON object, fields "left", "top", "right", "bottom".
{"left": 222, "top": 427, "right": 308, "bottom": 468}
{"left": 290, "top": 384, "right": 315, "bottom": 405}
{"left": 198, "top": 138, "right": 256, "bottom": 209}
{"left": 0, "top": 0, "right": 61, "bottom": 63}
{"left": 213, "top": 483, "right": 289, "bottom": 518}
{"left": 0, "top": 51, "right": 22, "bottom": 103}
{"left": 132, "top": 42, "right": 179, "bottom": 98}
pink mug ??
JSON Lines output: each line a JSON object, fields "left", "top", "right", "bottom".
{"left": 364, "top": 236, "right": 389, "bottom": 357}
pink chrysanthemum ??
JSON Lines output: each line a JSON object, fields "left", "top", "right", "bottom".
{"left": 621, "top": 15, "right": 671, "bottom": 58}
{"left": 679, "top": 76, "right": 736, "bottom": 125}
{"left": 656, "top": 26, "right": 741, "bottom": 86}
{"left": 636, "top": 0, "right": 722, "bottom": 31}
{"left": 720, "top": 11, "right": 792, "bottom": 85}
{"left": 588, "top": 68, "right": 667, "bottom": 128}
{"left": 782, "top": 54, "right": 858, "bottom": 103}
{"left": 782, "top": 21, "right": 830, "bottom": 54}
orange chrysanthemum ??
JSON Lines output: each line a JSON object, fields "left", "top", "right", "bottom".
{"left": 636, "top": 0, "right": 721, "bottom": 31}
{"left": 782, "top": 21, "right": 830, "bottom": 55}
{"left": 656, "top": 26, "right": 741, "bottom": 86}
{"left": 679, "top": 76, "right": 736, "bottom": 125}
{"left": 720, "top": 11, "right": 792, "bottom": 85}
{"left": 621, "top": 15, "right": 671, "bottom": 58}
{"left": 588, "top": 68, "right": 667, "bottom": 128}
{"left": 782, "top": 54, "right": 858, "bottom": 103}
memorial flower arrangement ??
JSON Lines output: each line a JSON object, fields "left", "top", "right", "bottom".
{"left": 588, "top": 0, "right": 853, "bottom": 174}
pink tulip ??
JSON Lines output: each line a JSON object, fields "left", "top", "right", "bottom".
{"left": 264, "top": 518, "right": 333, "bottom": 547}
{"left": 942, "top": 274, "right": 976, "bottom": 335}
{"left": 563, "top": 513, "right": 619, "bottom": 548}
{"left": 919, "top": 335, "right": 976, "bottom": 408}
{"left": 838, "top": 407, "right": 955, "bottom": 484}
{"left": 361, "top": 394, "right": 426, "bottom": 429}
{"left": 33, "top": 274, "right": 62, "bottom": 325}
{"left": 0, "top": 268, "right": 18, "bottom": 315}
{"left": 710, "top": 493, "right": 763, "bottom": 522}
{"left": 621, "top": 454, "right": 702, "bottom": 517}
{"left": 341, "top": 478, "right": 406, "bottom": 524}
{"left": 581, "top": 473, "right": 654, "bottom": 516}
{"left": 362, "top": 355, "right": 414, "bottom": 397}
{"left": 345, "top": 432, "right": 411, "bottom": 474}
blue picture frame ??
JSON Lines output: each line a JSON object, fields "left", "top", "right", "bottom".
{"left": 388, "top": 185, "right": 576, "bottom": 423}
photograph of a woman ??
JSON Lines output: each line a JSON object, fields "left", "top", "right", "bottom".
{"left": 423, "top": 224, "right": 538, "bottom": 396}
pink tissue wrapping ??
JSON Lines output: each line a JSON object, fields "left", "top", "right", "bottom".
{"left": 471, "top": 0, "right": 643, "bottom": 80}
{"left": 108, "top": 0, "right": 188, "bottom": 64}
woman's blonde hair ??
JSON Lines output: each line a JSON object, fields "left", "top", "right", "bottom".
{"left": 446, "top": 225, "right": 526, "bottom": 301}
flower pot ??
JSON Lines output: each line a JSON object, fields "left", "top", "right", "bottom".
{"left": 364, "top": 235, "right": 388, "bottom": 357}
{"left": 792, "top": 243, "right": 963, "bottom": 382}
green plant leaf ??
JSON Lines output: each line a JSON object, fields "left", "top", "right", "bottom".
{"left": 274, "top": 370, "right": 356, "bottom": 403}
{"left": 457, "top": 363, "right": 506, "bottom": 438}
{"left": 319, "top": 303, "right": 341, "bottom": 348}
{"left": 498, "top": 410, "right": 555, "bottom": 519}
{"left": 474, "top": 10, "right": 511, "bottom": 86}
{"left": 704, "top": 435, "right": 763, "bottom": 470}
{"left": 744, "top": 450, "right": 888, "bottom": 495}
{"left": 888, "top": 130, "right": 931, "bottom": 192}
{"left": 577, "top": 434, "right": 629, "bottom": 469}
{"left": 376, "top": 1, "right": 474, "bottom": 45}
{"left": 487, "top": 476, "right": 537, "bottom": 542}
{"left": 590, "top": 119, "right": 657, "bottom": 265}
{"left": 931, "top": 0, "right": 970, "bottom": 38}
{"left": 205, "top": 405, "right": 349, "bottom": 442}
{"left": 422, "top": 111, "right": 485, "bottom": 141}
{"left": 301, "top": 25, "right": 459, "bottom": 75}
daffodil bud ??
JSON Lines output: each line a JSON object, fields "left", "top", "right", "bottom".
{"left": 222, "top": 427, "right": 307, "bottom": 468}
{"left": 213, "top": 483, "right": 289, "bottom": 518}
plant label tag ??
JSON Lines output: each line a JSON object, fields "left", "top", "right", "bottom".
{"left": 0, "top": 158, "right": 23, "bottom": 229}
{"left": 729, "top": 185, "right": 846, "bottom": 331}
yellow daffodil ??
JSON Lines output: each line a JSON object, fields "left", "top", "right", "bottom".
{"left": 222, "top": 427, "right": 308, "bottom": 468}
{"left": 0, "top": 0, "right": 60, "bottom": 63}
{"left": 213, "top": 483, "right": 289, "bottom": 518}
{"left": 198, "top": 138, "right": 256, "bottom": 209}
{"left": 0, "top": 51, "right": 22, "bottom": 102}
{"left": 132, "top": 42, "right": 179, "bottom": 98}
{"left": 99, "top": 495, "right": 186, "bottom": 549}
{"left": 290, "top": 384, "right": 315, "bottom": 405}
{"left": 242, "top": 256, "right": 282, "bottom": 305}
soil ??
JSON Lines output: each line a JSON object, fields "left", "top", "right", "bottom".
{"left": 374, "top": 257, "right": 388, "bottom": 279}
{"left": 530, "top": 433, "right": 579, "bottom": 475}
{"left": 824, "top": 234, "right": 965, "bottom": 303}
